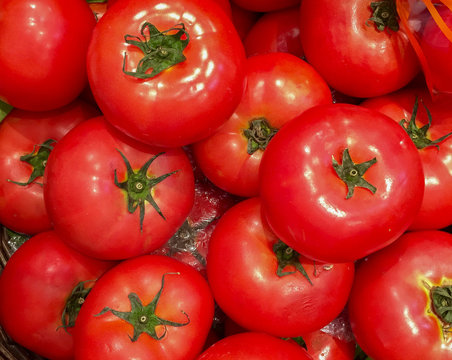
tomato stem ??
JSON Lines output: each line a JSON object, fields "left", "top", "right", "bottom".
{"left": 431, "top": 285, "right": 452, "bottom": 325}
{"left": 243, "top": 118, "right": 278, "bottom": 155}
{"left": 273, "top": 240, "right": 313, "bottom": 286}
{"left": 367, "top": 0, "right": 399, "bottom": 32}
{"left": 60, "top": 280, "right": 94, "bottom": 332}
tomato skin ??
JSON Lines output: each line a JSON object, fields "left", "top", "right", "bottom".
{"left": 73, "top": 255, "right": 214, "bottom": 360}
{"left": 299, "top": 0, "right": 420, "bottom": 98}
{"left": 230, "top": 2, "right": 262, "bottom": 41}
{"left": 348, "top": 230, "right": 452, "bottom": 360}
{"left": 0, "top": 100, "right": 100, "bottom": 235}
{"left": 44, "top": 116, "right": 194, "bottom": 260}
{"left": 361, "top": 86, "right": 452, "bottom": 230}
{"left": 231, "top": 0, "right": 301, "bottom": 13}
{"left": 0, "top": 0, "right": 96, "bottom": 111}
{"left": 88, "top": 0, "right": 246, "bottom": 148}
{"left": 0, "top": 231, "right": 115, "bottom": 360}
{"left": 302, "top": 329, "right": 355, "bottom": 360}
{"left": 192, "top": 52, "right": 332, "bottom": 197}
{"left": 259, "top": 103, "right": 424, "bottom": 263}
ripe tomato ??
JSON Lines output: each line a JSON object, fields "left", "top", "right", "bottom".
{"left": 0, "top": 99, "right": 100, "bottom": 235}
{"left": 207, "top": 197, "right": 355, "bottom": 337}
{"left": 73, "top": 255, "right": 214, "bottom": 360}
{"left": 44, "top": 116, "right": 194, "bottom": 260}
{"left": 87, "top": 0, "right": 246, "bottom": 148}
{"left": 192, "top": 52, "right": 332, "bottom": 197}
{"left": 259, "top": 103, "right": 424, "bottom": 263}
{"left": 0, "top": 0, "right": 96, "bottom": 111}
{"left": 231, "top": 0, "right": 301, "bottom": 13}
{"left": 361, "top": 86, "right": 452, "bottom": 230}
{"left": 348, "top": 230, "right": 452, "bottom": 360}
{"left": 230, "top": 2, "right": 262, "bottom": 41}
{"left": 0, "top": 230, "right": 115, "bottom": 360}
{"left": 299, "top": 0, "right": 420, "bottom": 98}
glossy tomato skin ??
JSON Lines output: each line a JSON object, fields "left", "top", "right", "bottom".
{"left": 299, "top": 0, "right": 420, "bottom": 98}
{"left": 73, "top": 255, "right": 214, "bottom": 360}
{"left": 197, "top": 332, "right": 313, "bottom": 359}
{"left": 259, "top": 104, "right": 424, "bottom": 263}
{"left": 0, "top": 100, "right": 100, "bottom": 235}
{"left": 348, "top": 230, "right": 452, "bottom": 360}
{"left": 0, "top": 0, "right": 96, "bottom": 111}
{"left": 207, "top": 197, "right": 354, "bottom": 337}
{"left": 361, "top": 87, "right": 452, "bottom": 230}
{"left": 0, "top": 231, "right": 115, "bottom": 360}
{"left": 44, "top": 116, "right": 194, "bottom": 260}
{"left": 192, "top": 52, "right": 332, "bottom": 197}
{"left": 88, "top": 0, "right": 246, "bottom": 148}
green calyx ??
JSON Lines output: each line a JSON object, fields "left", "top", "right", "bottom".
{"left": 8, "top": 139, "right": 56, "bottom": 187}
{"left": 400, "top": 97, "right": 452, "bottom": 150}
{"left": 95, "top": 272, "right": 190, "bottom": 342}
{"left": 114, "top": 149, "right": 177, "bottom": 232}
{"left": 431, "top": 285, "right": 452, "bottom": 325}
{"left": 272, "top": 240, "right": 313, "bottom": 286}
{"left": 123, "top": 22, "right": 189, "bottom": 79}
{"left": 60, "top": 281, "right": 93, "bottom": 332}
{"left": 332, "top": 148, "right": 377, "bottom": 199}
{"left": 367, "top": 0, "right": 399, "bottom": 32}
{"left": 243, "top": 118, "right": 278, "bottom": 155}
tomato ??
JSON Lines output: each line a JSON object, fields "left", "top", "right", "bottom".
{"left": 243, "top": 6, "right": 303, "bottom": 58}
{"left": 87, "top": 0, "right": 246, "bottom": 148}
{"left": 0, "top": 99, "right": 100, "bottom": 235}
{"left": 230, "top": 2, "right": 262, "bottom": 41}
{"left": 207, "top": 197, "right": 354, "bottom": 337}
{"left": 0, "top": 0, "right": 96, "bottom": 111}
{"left": 361, "top": 86, "right": 452, "bottom": 230}
{"left": 230, "top": 0, "right": 301, "bottom": 13}
{"left": 73, "top": 255, "right": 214, "bottom": 360}
{"left": 43, "top": 116, "right": 194, "bottom": 260}
{"left": 299, "top": 0, "right": 420, "bottom": 98}
{"left": 0, "top": 230, "right": 115, "bottom": 360}
{"left": 259, "top": 103, "right": 424, "bottom": 263}
{"left": 192, "top": 52, "right": 332, "bottom": 197}
{"left": 348, "top": 230, "right": 452, "bottom": 360}
{"left": 196, "top": 332, "right": 313, "bottom": 359}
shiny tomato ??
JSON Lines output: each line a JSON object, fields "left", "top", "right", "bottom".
{"left": 348, "top": 230, "right": 452, "bottom": 360}
{"left": 88, "top": 0, "right": 246, "bottom": 148}
{"left": 44, "top": 116, "right": 194, "bottom": 260}
{"left": 192, "top": 52, "right": 332, "bottom": 197}
{"left": 231, "top": 0, "right": 301, "bottom": 13}
{"left": 73, "top": 255, "right": 214, "bottom": 360}
{"left": 259, "top": 103, "right": 424, "bottom": 263}
{"left": 299, "top": 0, "right": 420, "bottom": 98}
{"left": 0, "top": 0, "right": 96, "bottom": 111}
{"left": 0, "top": 99, "right": 100, "bottom": 235}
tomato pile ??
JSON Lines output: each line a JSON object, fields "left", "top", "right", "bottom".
{"left": 0, "top": 0, "right": 451, "bottom": 359}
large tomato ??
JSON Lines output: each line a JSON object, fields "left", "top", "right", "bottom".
{"left": 87, "top": 0, "right": 246, "bottom": 148}
{"left": 0, "top": 0, "right": 96, "bottom": 111}
{"left": 192, "top": 52, "right": 332, "bottom": 197}
{"left": 348, "top": 230, "right": 452, "bottom": 360}
{"left": 299, "top": 0, "right": 420, "bottom": 98}
{"left": 44, "top": 116, "right": 194, "bottom": 260}
{"left": 259, "top": 103, "right": 424, "bottom": 263}
{"left": 0, "top": 99, "right": 100, "bottom": 235}
{"left": 73, "top": 255, "right": 214, "bottom": 360}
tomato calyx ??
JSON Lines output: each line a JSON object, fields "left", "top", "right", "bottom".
{"left": 7, "top": 139, "right": 56, "bottom": 187}
{"left": 243, "top": 118, "right": 278, "bottom": 155}
{"left": 273, "top": 240, "right": 313, "bottom": 285}
{"left": 367, "top": 0, "right": 399, "bottom": 32}
{"left": 431, "top": 285, "right": 452, "bottom": 325}
{"left": 95, "top": 272, "right": 190, "bottom": 342}
{"left": 399, "top": 97, "right": 452, "bottom": 150}
{"left": 332, "top": 148, "right": 377, "bottom": 199}
{"left": 114, "top": 149, "right": 177, "bottom": 232}
{"left": 60, "top": 280, "right": 94, "bottom": 332}
{"left": 122, "top": 22, "right": 189, "bottom": 79}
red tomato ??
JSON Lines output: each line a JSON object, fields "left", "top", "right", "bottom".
{"left": 0, "top": 230, "right": 115, "bottom": 360}
{"left": 0, "top": 99, "right": 100, "bottom": 235}
{"left": 259, "top": 103, "right": 424, "bottom": 263}
{"left": 73, "top": 255, "right": 214, "bottom": 360}
{"left": 197, "top": 332, "right": 313, "bottom": 359}
{"left": 87, "top": 0, "right": 246, "bottom": 148}
{"left": 207, "top": 197, "right": 355, "bottom": 337}
{"left": 348, "top": 230, "right": 452, "bottom": 360}
{"left": 0, "top": 0, "right": 96, "bottom": 111}
{"left": 192, "top": 52, "right": 332, "bottom": 197}
{"left": 244, "top": 6, "right": 303, "bottom": 58}
{"left": 231, "top": 0, "right": 301, "bottom": 13}
{"left": 44, "top": 116, "right": 194, "bottom": 260}
{"left": 230, "top": 2, "right": 262, "bottom": 41}
{"left": 361, "top": 86, "right": 452, "bottom": 230}
{"left": 299, "top": 0, "right": 420, "bottom": 98}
